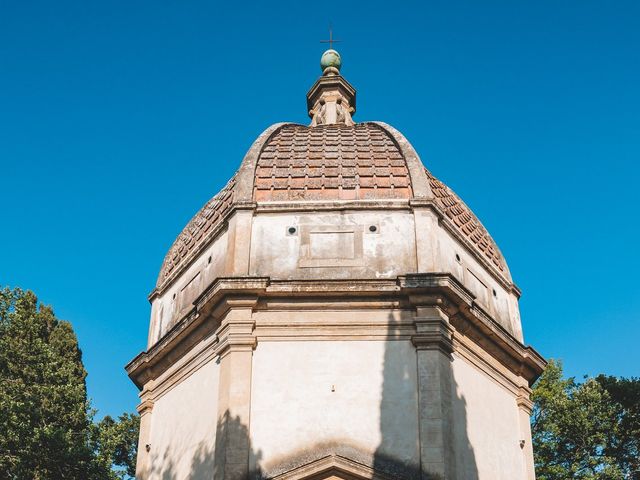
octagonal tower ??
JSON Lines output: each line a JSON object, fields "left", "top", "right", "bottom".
{"left": 127, "top": 50, "right": 545, "bottom": 480}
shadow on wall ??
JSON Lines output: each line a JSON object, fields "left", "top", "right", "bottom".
{"left": 141, "top": 442, "right": 213, "bottom": 480}
{"left": 372, "top": 312, "right": 479, "bottom": 480}
{"left": 214, "top": 410, "right": 263, "bottom": 480}
{"left": 142, "top": 310, "right": 478, "bottom": 480}
{"left": 142, "top": 412, "right": 262, "bottom": 480}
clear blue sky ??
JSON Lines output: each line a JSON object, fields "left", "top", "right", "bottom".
{"left": 1, "top": 1, "right": 638, "bottom": 417}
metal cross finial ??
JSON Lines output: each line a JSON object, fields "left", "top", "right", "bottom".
{"left": 320, "top": 27, "right": 341, "bottom": 50}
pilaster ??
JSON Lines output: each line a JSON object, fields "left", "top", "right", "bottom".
{"left": 517, "top": 387, "right": 536, "bottom": 480}
{"left": 134, "top": 395, "right": 154, "bottom": 480}
{"left": 225, "top": 207, "right": 254, "bottom": 276}
{"left": 412, "top": 207, "right": 440, "bottom": 273}
{"left": 213, "top": 298, "right": 258, "bottom": 480}
{"left": 411, "top": 304, "right": 456, "bottom": 480}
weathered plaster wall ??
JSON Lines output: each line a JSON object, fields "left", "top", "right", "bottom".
{"left": 149, "top": 229, "right": 230, "bottom": 347}
{"left": 249, "top": 340, "right": 420, "bottom": 475}
{"left": 435, "top": 225, "right": 520, "bottom": 339}
{"left": 148, "top": 359, "right": 220, "bottom": 478}
{"left": 149, "top": 204, "right": 523, "bottom": 346}
{"left": 452, "top": 355, "right": 524, "bottom": 480}
{"left": 249, "top": 210, "right": 417, "bottom": 280}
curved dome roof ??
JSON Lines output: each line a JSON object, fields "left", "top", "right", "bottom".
{"left": 155, "top": 121, "right": 510, "bottom": 290}
{"left": 255, "top": 123, "right": 411, "bottom": 201}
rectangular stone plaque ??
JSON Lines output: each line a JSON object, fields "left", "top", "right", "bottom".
{"left": 298, "top": 225, "right": 364, "bottom": 268}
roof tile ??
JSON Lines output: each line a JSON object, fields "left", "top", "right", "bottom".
{"left": 253, "top": 124, "right": 412, "bottom": 201}
{"left": 425, "top": 168, "right": 506, "bottom": 272}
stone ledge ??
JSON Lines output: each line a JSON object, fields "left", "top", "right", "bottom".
{"left": 127, "top": 274, "right": 545, "bottom": 391}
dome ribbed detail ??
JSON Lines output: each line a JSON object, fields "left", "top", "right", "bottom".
{"left": 254, "top": 123, "right": 412, "bottom": 201}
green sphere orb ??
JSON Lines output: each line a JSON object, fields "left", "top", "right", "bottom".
{"left": 320, "top": 49, "right": 342, "bottom": 72}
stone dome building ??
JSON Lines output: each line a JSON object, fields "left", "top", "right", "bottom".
{"left": 127, "top": 50, "right": 545, "bottom": 480}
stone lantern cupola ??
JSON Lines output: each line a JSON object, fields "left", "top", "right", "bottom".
{"left": 307, "top": 49, "right": 356, "bottom": 126}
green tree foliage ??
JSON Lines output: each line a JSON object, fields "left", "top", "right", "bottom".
{"left": 532, "top": 360, "right": 640, "bottom": 480}
{"left": 595, "top": 375, "right": 640, "bottom": 478}
{"left": 0, "top": 287, "right": 94, "bottom": 478}
{"left": 91, "top": 413, "right": 140, "bottom": 479}
{"left": 0, "top": 287, "right": 139, "bottom": 479}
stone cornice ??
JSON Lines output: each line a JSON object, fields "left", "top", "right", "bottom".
{"left": 128, "top": 277, "right": 269, "bottom": 389}
{"left": 400, "top": 274, "right": 545, "bottom": 383}
{"left": 127, "top": 274, "right": 545, "bottom": 391}
{"left": 255, "top": 199, "right": 411, "bottom": 213}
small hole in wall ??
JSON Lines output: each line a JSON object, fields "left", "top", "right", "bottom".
{"left": 369, "top": 225, "right": 378, "bottom": 233}
{"left": 493, "top": 289, "right": 497, "bottom": 297}
{"left": 287, "top": 226, "right": 297, "bottom": 235}
{"left": 208, "top": 256, "right": 212, "bottom": 264}
{"left": 172, "top": 293, "right": 176, "bottom": 300}
{"left": 455, "top": 254, "right": 461, "bottom": 262}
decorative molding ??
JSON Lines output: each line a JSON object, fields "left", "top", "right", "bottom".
{"left": 271, "top": 454, "right": 394, "bottom": 480}
{"left": 255, "top": 200, "right": 411, "bottom": 213}
{"left": 306, "top": 74, "right": 357, "bottom": 125}
{"left": 517, "top": 387, "right": 535, "bottom": 415}
{"left": 143, "top": 334, "right": 218, "bottom": 402}
{"left": 452, "top": 338, "right": 525, "bottom": 397}
{"left": 298, "top": 225, "right": 364, "bottom": 269}
{"left": 411, "top": 307, "right": 455, "bottom": 356}
{"left": 215, "top": 318, "right": 257, "bottom": 359}
{"left": 127, "top": 274, "right": 545, "bottom": 393}
{"left": 136, "top": 399, "right": 154, "bottom": 416}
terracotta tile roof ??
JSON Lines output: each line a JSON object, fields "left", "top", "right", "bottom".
{"left": 253, "top": 123, "right": 412, "bottom": 201}
{"left": 426, "top": 169, "right": 507, "bottom": 272}
{"left": 156, "top": 175, "right": 236, "bottom": 287}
